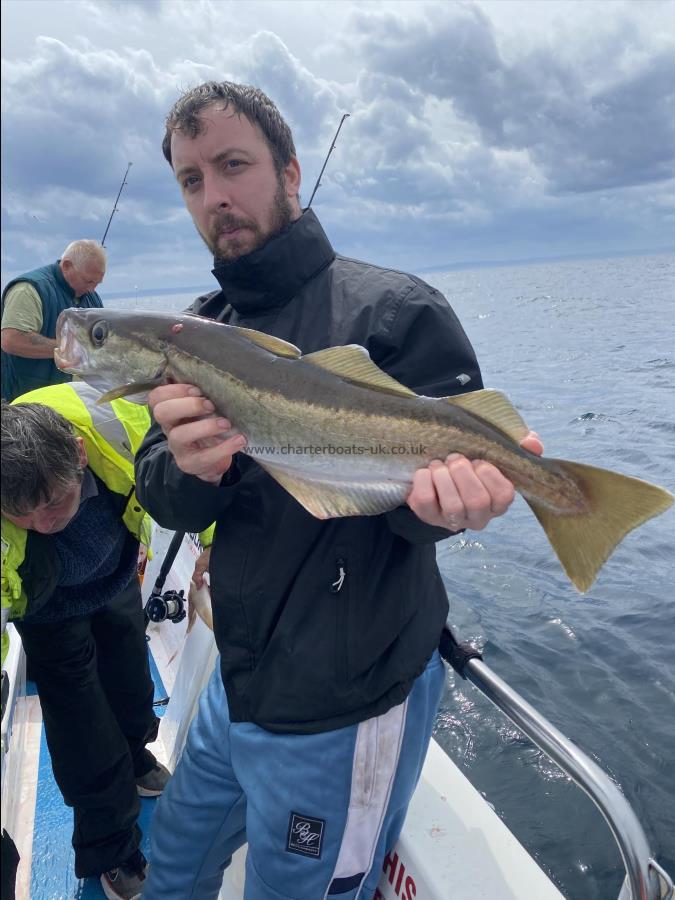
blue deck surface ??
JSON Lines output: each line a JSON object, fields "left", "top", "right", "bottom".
{"left": 28, "top": 635, "right": 167, "bottom": 898}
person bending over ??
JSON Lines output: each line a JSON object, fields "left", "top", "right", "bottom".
{"left": 1, "top": 382, "right": 171, "bottom": 900}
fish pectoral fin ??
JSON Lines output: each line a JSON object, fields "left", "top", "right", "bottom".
{"left": 303, "top": 346, "right": 417, "bottom": 398}
{"left": 527, "top": 459, "right": 674, "bottom": 593}
{"left": 230, "top": 326, "right": 301, "bottom": 358}
{"left": 96, "top": 362, "right": 169, "bottom": 404}
{"left": 95, "top": 378, "right": 165, "bottom": 405}
{"left": 443, "top": 389, "right": 530, "bottom": 443}
{"left": 257, "top": 460, "right": 409, "bottom": 518}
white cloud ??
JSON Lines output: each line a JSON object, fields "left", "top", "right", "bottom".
{"left": 2, "top": 0, "right": 674, "bottom": 292}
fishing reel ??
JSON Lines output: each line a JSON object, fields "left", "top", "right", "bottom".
{"left": 144, "top": 588, "right": 187, "bottom": 625}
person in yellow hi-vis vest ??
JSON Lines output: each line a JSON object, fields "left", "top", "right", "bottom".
{"left": 1, "top": 382, "right": 170, "bottom": 900}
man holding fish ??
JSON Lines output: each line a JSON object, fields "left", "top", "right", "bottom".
{"left": 53, "top": 81, "right": 671, "bottom": 899}
{"left": 142, "top": 79, "right": 543, "bottom": 900}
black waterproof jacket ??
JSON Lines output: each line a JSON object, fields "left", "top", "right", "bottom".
{"left": 135, "top": 210, "right": 483, "bottom": 733}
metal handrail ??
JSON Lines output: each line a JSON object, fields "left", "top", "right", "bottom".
{"left": 441, "top": 627, "right": 673, "bottom": 900}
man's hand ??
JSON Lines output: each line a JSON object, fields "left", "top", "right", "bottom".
{"left": 192, "top": 546, "right": 211, "bottom": 589}
{"left": 148, "top": 383, "right": 247, "bottom": 485}
{"left": 406, "top": 431, "right": 543, "bottom": 531}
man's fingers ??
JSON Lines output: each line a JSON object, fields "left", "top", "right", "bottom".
{"left": 192, "top": 547, "right": 211, "bottom": 588}
{"left": 444, "top": 454, "right": 492, "bottom": 528}
{"left": 148, "top": 382, "right": 202, "bottom": 412}
{"left": 408, "top": 455, "right": 516, "bottom": 530}
{"left": 173, "top": 433, "right": 246, "bottom": 476}
{"left": 168, "top": 416, "right": 235, "bottom": 450}
{"left": 520, "top": 430, "right": 544, "bottom": 456}
{"left": 429, "top": 459, "right": 467, "bottom": 527}
{"left": 407, "top": 463, "right": 469, "bottom": 531}
{"left": 174, "top": 434, "right": 246, "bottom": 475}
{"left": 146, "top": 382, "right": 246, "bottom": 483}
{"left": 153, "top": 396, "right": 217, "bottom": 431}
{"left": 470, "top": 460, "right": 515, "bottom": 515}
{"left": 407, "top": 468, "right": 443, "bottom": 523}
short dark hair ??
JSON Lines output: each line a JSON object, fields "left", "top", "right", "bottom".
{"left": 0, "top": 401, "right": 83, "bottom": 516}
{"left": 162, "top": 81, "right": 296, "bottom": 173}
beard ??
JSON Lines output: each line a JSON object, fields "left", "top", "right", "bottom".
{"left": 202, "top": 175, "right": 294, "bottom": 264}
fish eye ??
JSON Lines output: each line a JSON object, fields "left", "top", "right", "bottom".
{"left": 90, "top": 320, "right": 109, "bottom": 347}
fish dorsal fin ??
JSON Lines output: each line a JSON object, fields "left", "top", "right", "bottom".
{"left": 444, "top": 389, "right": 529, "bottom": 442}
{"left": 303, "top": 346, "right": 416, "bottom": 398}
{"left": 230, "top": 325, "right": 301, "bottom": 358}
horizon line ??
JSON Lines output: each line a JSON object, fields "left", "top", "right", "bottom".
{"left": 98, "top": 244, "right": 675, "bottom": 299}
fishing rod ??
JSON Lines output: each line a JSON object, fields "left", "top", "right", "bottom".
{"left": 101, "top": 161, "right": 133, "bottom": 247}
{"left": 307, "top": 113, "right": 350, "bottom": 208}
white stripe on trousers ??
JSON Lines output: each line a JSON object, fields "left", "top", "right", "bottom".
{"left": 324, "top": 697, "right": 408, "bottom": 899}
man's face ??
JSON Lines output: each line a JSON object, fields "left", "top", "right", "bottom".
{"left": 3, "top": 479, "right": 83, "bottom": 534}
{"left": 62, "top": 260, "right": 106, "bottom": 298}
{"left": 171, "top": 105, "right": 302, "bottom": 263}
{"left": 1, "top": 438, "right": 88, "bottom": 534}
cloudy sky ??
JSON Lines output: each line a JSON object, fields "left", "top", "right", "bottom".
{"left": 2, "top": 0, "right": 674, "bottom": 295}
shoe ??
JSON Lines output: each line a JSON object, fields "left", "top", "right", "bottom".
{"left": 100, "top": 849, "right": 148, "bottom": 900}
{"left": 135, "top": 761, "right": 171, "bottom": 797}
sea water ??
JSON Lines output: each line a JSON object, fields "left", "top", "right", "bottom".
{"left": 110, "top": 251, "right": 675, "bottom": 899}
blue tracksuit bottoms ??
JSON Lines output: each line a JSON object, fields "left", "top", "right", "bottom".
{"left": 144, "top": 651, "right": 445, "bottom": 899}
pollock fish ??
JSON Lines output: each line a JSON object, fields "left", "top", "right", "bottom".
{"left": 54, "top": 308, "right": 673, "bottom": 593}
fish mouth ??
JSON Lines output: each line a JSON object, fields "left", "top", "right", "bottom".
{"left": 54, "top": 316, "right": 87, "bottom": 373}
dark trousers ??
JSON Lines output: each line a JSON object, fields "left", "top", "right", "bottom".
{"left": 15, "top": 578, "right": 159, "bottom": 878}
{"left": 1, "top": 829, "right": 20, "bottom": 900}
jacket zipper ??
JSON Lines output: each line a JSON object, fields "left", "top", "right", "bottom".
{"left": 331, "top": 558, "right": 347, "bottom": 593}
{"left": 332, "top": 557, "right": 348, "bottom": 683}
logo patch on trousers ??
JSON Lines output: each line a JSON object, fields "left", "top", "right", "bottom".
{"left": 286, "top": 811, "right": 325, "bottom": 859}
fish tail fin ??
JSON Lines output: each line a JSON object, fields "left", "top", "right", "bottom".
{"left": 525, "top": 460, "right": 673, "bottom": 593}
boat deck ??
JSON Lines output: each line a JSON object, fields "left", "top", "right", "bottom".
{"left": 9, "top": 643, "right": 169, "bottom": 899}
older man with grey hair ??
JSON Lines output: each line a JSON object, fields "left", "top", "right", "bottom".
{"left": 1, "top": 239, "right": 106, "bottom": 401}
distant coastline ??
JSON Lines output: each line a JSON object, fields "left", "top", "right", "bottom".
{"left": 92, "top": 245, "right": 675, "bottom": 301}
{"left": 103, "top": 284, "right": 215, "bottom": 301}
{"left": 417, "top": 244, "right": 675, "bottom": 275}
